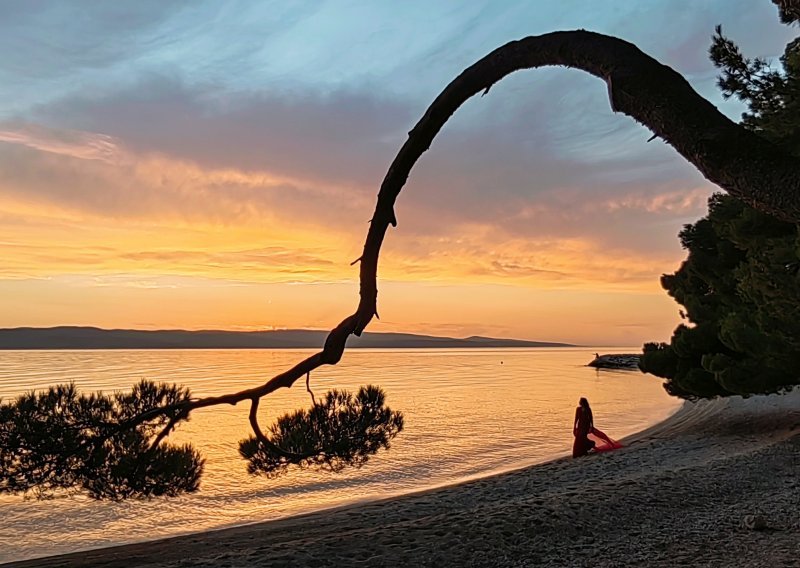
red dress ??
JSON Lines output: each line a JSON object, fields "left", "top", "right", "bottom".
{"left": 572, "top": 406, "right": 623, "bottom": 458}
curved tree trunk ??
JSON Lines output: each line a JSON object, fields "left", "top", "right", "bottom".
{"left": 141, "top": 31, "right": 800, "bottom": 424}
{"left": 352, "top": 29, "right": 800, "bottom": 341}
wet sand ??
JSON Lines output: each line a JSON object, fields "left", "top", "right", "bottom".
{"left": 9, "top": 392, "right": 799, "bottom": 567}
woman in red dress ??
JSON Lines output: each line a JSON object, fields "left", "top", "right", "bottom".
{"left": 572, "top": 397, "right": 622, "bottom": 458}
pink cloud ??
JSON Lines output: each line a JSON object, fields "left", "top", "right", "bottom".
{"left": 0, "top": 123, "right": 122, "bottom": 163}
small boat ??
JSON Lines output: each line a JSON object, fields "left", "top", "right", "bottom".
{"left": 587, "top": 353, "right": 640, "bottom": 369}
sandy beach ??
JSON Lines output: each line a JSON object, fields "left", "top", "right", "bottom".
{"left": 8, "top": 391, "right": 799, "bottom": 568}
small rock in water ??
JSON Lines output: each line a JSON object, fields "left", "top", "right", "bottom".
{"left": 587, "top": 353, "right": 641, "bottom": 369}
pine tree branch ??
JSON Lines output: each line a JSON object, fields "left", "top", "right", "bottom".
{"left": 146, "top": 408, "right": 188, "bottom": 454}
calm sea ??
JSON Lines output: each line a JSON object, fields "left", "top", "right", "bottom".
{"left": 0, "top": 347, "right": 680, "bottom": 563}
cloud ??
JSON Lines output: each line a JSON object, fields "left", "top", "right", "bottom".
{"left": 118, "top": 246, "right": 338, "bottom": 277}
{"left": 8, "top": 0, "right": 787, "bottom": 258}
{"left": 1, "top": 0, "right": 787, "bottom": 301}
{"left": 0, "top": 126, "right": 375, "bottom": 231}
{"left": 0, "top": 1, "right": 792, "bottom": 346}
{"left": 0, "top": 2, "right": 183, "bottom": 76}
{"left": 0, "top": 86, "right": 709, "bottom": 295}
{"left": 14, "top": 67, "right": 714, "bottom": 256}
{"left": 30, "top": 76, "right": 413, "bottom": 190}
{"left": 602, "top": 186, "right": 711, "bottom": 215}
{"left": 0, "top": 123, "right": 121, "bottom": 162}
{"left": 0, "top": 236, "right": 348, "bottom": 283}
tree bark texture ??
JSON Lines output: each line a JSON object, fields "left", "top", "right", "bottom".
{"left": 150, "top": 31, "right": 800, "bottom": 430}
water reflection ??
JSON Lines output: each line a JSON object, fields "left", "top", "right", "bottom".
{"left": 0, "top": 347, "right": 679, "bottom": 562}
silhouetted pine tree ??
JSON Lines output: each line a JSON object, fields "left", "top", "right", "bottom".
{"left": 641, "top": 8, "right": 800, "bottom": 398}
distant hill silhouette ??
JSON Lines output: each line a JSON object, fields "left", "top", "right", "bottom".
{"left": 0, "top": 327, "right": 574, "bottom": 350}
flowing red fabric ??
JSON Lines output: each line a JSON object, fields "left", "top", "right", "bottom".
{"left": 587, "top": 427, "right": 623, "bottom": 452}
{"left": 572, "top": 406, "right": 623, "bottom": 457}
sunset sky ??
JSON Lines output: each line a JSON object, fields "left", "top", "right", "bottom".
{"left": 0, "top": 1, "right": 792, "bottom": 345}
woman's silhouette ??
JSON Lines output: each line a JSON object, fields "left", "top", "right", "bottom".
{"left": 572, "top": 397, "right": 622, "bottom": 458}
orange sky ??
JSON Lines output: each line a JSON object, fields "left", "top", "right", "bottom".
{"left": 1, "top": 2, "right": 790, "bottom": 346}
{"left": 0, "top": 129, "right": 692, "bottom": 345}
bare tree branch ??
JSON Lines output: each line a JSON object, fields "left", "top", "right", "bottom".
{"left": 146, "top": 408, "right": 188, "bottom": 454}
{"left": 354, "top": 29, "right": 800, "bottom": 346}
{"left": 115, "top": 30, "right": 800, "bottom": 452}
{"left": 306, "top": 371, "right": 316, "bottom": 405}
{"left": 247, "top": 397, "right": 316, "bottom": 461}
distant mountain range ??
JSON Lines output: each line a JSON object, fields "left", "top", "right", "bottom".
{"left": 0, "top": 326, "right": 573, "bottom": 350}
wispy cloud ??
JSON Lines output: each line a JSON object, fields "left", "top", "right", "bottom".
{"left": 0, "top": 118, "right": 709, "bottom": 293}
{"left": 602, "top": 187, "right": 711, "bottom": 215}
{"left": 0, "top": 123, "right": 121, "bottom": 162}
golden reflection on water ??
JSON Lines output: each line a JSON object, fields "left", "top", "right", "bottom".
{"left": 0, "top": 348, "right": 680, "bottom": 562}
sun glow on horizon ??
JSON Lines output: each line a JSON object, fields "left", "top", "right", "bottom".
{"left": 0, "top": 121, "right": 693, "bottom": 345}
{"left": 2, "top": 2, "right": 785, "bottom": 346}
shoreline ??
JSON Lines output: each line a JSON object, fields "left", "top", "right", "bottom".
{"left": 7, "top": 392, "right": 799, "bottom": 567}
{"left": 2, "top": 399, "right": 677, "bottom": 565}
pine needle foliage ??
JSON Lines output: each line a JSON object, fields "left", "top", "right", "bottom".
{"left": 239, "top": 385, "right": 404, "bottom": 478}
{"left": 1, "top": 381, "right": 403, "bottom": 499}
{"left": 641, "top": 194, "right": 800, "bottom": 399}
{"left": 0, "top": 380, "right": 202, "bottom": 499}
{"left": 641, "top": 11, "right": 800, "bottom": 399}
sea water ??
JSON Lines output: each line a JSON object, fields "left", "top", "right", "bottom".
{"left": 0, "top": 347, "right": 680, "bottom": 563}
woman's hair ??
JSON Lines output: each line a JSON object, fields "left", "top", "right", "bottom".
{"left": 579, "top": 397, "right": 593, "bottom": 426}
